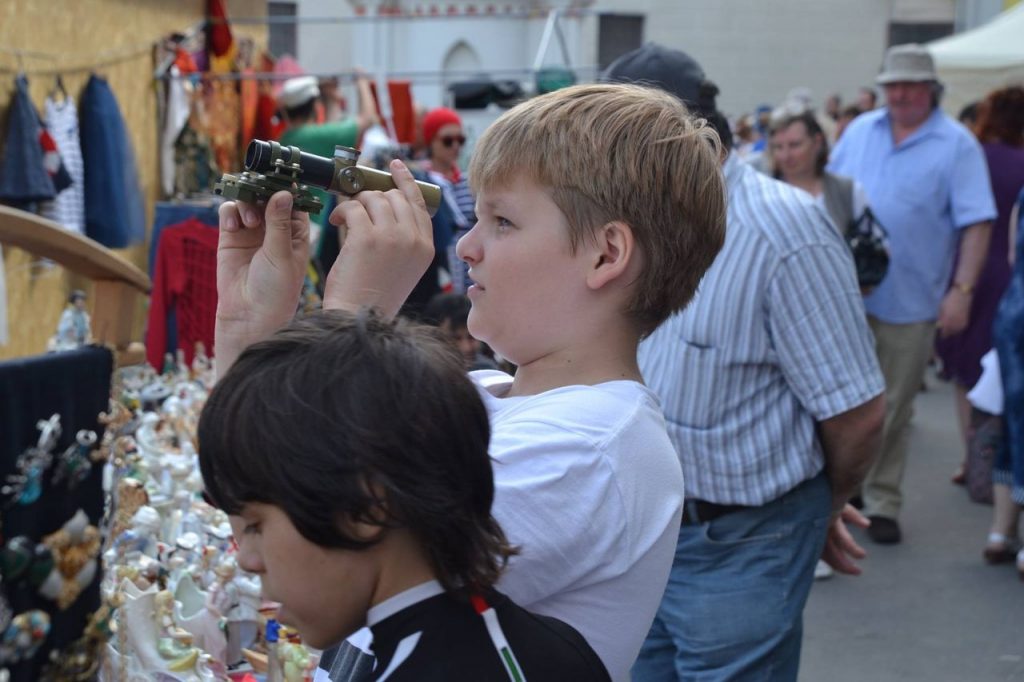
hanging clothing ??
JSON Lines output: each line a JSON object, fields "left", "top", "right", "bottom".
{"left": 369, "top": 80, "right": 416, "bottom": 144}
{"left": 145, "top": 219, "right": 220, "bottom": 370}
{"left": 206, "top": 50, "right": 241, "bottom": 174}
{"left": 79, "top": 74, "right": 145, "bottom": 248}
{"left": 40, "top": 96, "right": 86, "bottom": 234}
{"left": 0, "top": 75, "right": 55, "bottom": 207}
{"left": 161, "top": 65, "right": 195, "bottom": 197}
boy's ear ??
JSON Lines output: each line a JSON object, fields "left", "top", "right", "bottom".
{"left": 586, "top": 220, "right": 636, "bottom": 291}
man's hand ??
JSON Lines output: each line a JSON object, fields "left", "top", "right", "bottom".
{"left": 937, "top": 287, "right": 971, "bottom": 338}
{"left": 322, "top": 159, "right": 435, "bottom": 318}
{"left": 215, "top": 190, "right": 310, "bottom": 377}
{"left": 821, "top": 504, "right": 870, "bottom": 575}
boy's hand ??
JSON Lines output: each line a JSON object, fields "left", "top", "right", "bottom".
{"left": 215, "top": 191, "right": 310, "bottom": 376}
{"left": 322, "top": 159, "right": 435, "bottom": 318}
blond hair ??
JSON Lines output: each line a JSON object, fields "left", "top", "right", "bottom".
{"left": 469, "top": 82, "right": 726, "bottom": 333}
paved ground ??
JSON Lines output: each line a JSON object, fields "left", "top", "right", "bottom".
{"left": 800, "top": 373, "right": 1024, "bottom": 681}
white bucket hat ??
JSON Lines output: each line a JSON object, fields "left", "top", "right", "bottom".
{"left": 279, "top": 75, "right": 320, "bottom": 108}
{"left": 876, "top": 44, "right": 940, "bottom": 85}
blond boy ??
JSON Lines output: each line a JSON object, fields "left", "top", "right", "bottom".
{"left": 215, "top": 83, "right": 726, "bottom": 681}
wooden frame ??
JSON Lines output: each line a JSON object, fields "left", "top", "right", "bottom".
{"left": 0, "top": 205, "right": 151, "bottom": 366}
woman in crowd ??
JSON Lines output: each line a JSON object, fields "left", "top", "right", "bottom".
{"left": 769, "top": 107, "right": 869, "bottom": 244}
{"left": 419, "top": 107, "right": 475, "bottom": 293}
{"left": 938, "top": 86, "right": 1024, "bottom": 495}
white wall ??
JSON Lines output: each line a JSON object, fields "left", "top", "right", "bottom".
{"left": 294, "top": 0, "right": 355, "bottom": 76}
{"left": 291, "top": 1, "right": 591, "bottom": 111}
{"left": 588, "top": 0, "right": 893, "bottom": 118}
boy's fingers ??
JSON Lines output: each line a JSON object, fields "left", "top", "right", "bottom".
{"left": 262, "top": 191, "right": 299, "bottom": 262}
{"left": 356, "top": 191, "right": 398, "bottom": 231}
{"left": 237, "top": 200, "right": 263, "bottom": 228}
{"left": 218, "top": 201, "right": 241, "bottom": 233}
{"left": 390, "top": 159, "right": 432, "bottom": 232}
{"left": 383, "top": 189, "right": 419, "bottom": 240}
{"left": 334, "top": 199, "right": 373, "bottom": 238}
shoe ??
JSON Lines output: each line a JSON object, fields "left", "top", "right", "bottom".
{"left": 814, "top": 559, "right": 834, "bottom": 580}
{"left": 951, "top": 464, "right": 966, "bottom": 486}
{"left": 983, "top": 533, "right": 1021, "bottom": 564}
{"left": 867, "top": 516, "right": 902, "bottom": 544}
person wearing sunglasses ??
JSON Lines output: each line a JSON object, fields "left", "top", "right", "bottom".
{"left": 421, "top": 107, "right": 476, "bottom": 293}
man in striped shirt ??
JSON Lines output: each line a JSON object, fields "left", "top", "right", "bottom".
{"left": 606, "top": 44, "right": 886, "bottom": 681}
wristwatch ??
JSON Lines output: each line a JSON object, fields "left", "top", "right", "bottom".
{"left": 952, "top": 281, "right": 975, "bottom": 296}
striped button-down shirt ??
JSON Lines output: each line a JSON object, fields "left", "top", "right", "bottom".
{"left": 638, "top": 154, "right": 884, "bottom": 506}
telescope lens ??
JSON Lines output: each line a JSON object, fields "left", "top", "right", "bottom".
{"left": 245, "top": 140, "right": 272, "bottom": 172}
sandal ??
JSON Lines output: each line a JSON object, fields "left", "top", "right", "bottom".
{"left": 984, "top": 533, "right": 1022, "bottom": 564}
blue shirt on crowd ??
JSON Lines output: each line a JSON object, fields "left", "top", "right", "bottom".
{"left": 829, "top": 107, "right": 996, "bottom": 324}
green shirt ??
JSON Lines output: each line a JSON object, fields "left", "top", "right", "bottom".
{"left": 279, "top": 119, "right": 359, "bottom": 224}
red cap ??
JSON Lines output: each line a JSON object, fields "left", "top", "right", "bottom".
{"left": 422, "top": 107, "right": 462, "bottom": 145}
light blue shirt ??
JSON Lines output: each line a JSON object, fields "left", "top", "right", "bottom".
{"left": 638, "top": 155, "right": 884, "bottom": 505}
{"left": 829, "top": 107, "right": 996, "bottom": 324}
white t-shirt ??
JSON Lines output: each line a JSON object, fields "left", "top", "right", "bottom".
{"left": 474, "top": 370, "right": 684, "bottom": 682}
{"left": 316, "top": 370, "right": 683, "bottom": 682}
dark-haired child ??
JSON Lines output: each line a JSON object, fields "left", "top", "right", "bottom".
{"left": 423, "top": 292, "right": 498, "bottom": 371}
{"left": 198, "top": 309, "right": 610, "bottom": 681}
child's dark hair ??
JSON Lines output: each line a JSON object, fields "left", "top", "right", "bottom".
{"left": 422, "top": 292, "right": 471, "bottom": 330}
{"left": 198, "top": 309, "right": 516, "bottom": 593}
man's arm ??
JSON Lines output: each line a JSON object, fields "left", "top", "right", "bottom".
{"left": 816, "top": 393, "right": 884, "bottom": 575}
{"left": 353, "top": 72, "right": 380, "bottom": 141}
{"left": 817, "top": 393, "right": 885, "bottom": 514}
{"left": 937, "top": 221, "right": 992, "bottom": 338}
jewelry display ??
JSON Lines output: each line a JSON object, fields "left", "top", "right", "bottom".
{"left": 0, "top": 610, "right": 50, "bottom": 665}
{"left": 1, "top": 414, "right": 61, "bottom": 507}
{"left": 52, "top": 430, "right": 98, "bottom": 489}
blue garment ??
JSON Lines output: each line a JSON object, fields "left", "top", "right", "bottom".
{"left": 79, "top": 74, "right": 145, "bottom": 248}
{"left": 0, "top": 75, "right": 55, "bottom": 206}
{"left": 993, "top": 189, "right": 1024, "bottom": 504}
{"left": 829, "top": 107, "right": 996, "bottom": 324}
{"left": 631, "top": 473, "right": 831, "bottom": 682}
{"left": 639, "top": 155, "right": 883, "bottom": 506}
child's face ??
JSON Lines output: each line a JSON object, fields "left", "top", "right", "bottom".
{"left": 456, "top": 177, "right": 592, "bottom": 365}
{"left": 440, "top": 320, "right": 479, "bottom": 367}
{"left": 229, "top": 503, "right": 380, "bottom": 648}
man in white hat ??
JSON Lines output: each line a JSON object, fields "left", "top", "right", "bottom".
{"left": 830, "top": 44, "right": 996, "bottom": 544}
{"left": 278, "top": 74, "right": 378, "bottom": 229}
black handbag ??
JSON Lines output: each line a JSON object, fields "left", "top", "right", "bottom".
{"left": 846, "top": 207, "right": 890, "bottom": 288}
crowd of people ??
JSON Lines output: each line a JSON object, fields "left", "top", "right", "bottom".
{"left": 199, "top": 41, "right": 1024, "bottom": 682}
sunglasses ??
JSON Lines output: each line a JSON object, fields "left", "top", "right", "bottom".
{"left": 440, "top": 135, "right": 466, "bottom": 148}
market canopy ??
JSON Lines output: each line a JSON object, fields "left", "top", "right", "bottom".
{"left": 928, "top": 4, "right": 1024, "bottom": 116}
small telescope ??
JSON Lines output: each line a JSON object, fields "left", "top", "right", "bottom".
{"left": 215, "top": 140, "right": 442, "bottom": 217}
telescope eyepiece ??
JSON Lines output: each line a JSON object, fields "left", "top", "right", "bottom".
{"left": 244, "top": 140, "right": 274, "bottom": 172}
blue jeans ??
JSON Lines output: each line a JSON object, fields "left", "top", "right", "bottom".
{"left": 632, "top": 472, "right": 831, "bottom": 682}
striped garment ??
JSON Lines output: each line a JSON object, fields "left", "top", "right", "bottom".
{"left": 41, "top": 97, "right": 86, "bottom": 235}
{"left": 638, "top": 154, "right": 884, "bottom": 506}
{"left": 427, "top": 169, "right": 476, "bottom": 294}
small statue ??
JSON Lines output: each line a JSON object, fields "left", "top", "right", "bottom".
{"left": 49, "top": 289, "right": 91, "bottom": 352}
{"left": 206, "top": 558, "right": 244, "bottom": 667}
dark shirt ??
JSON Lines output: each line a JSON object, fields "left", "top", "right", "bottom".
{"left": 369, "top": 588, "right": 610, "bottom": 681}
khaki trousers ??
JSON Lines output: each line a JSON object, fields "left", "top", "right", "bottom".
{"left": 863, "top": 316, "right": 937, "bottom": 519}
